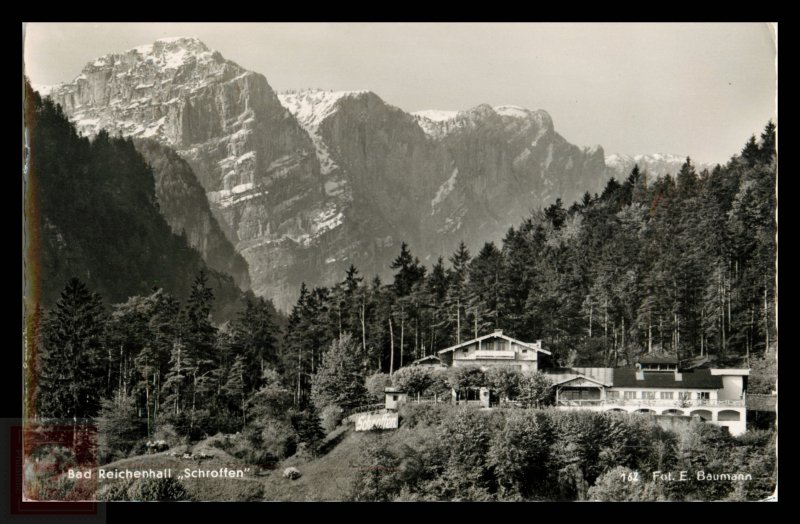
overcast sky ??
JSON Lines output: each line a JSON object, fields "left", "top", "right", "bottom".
{"left": 23, "top": 23, "right": 776, "bottom": 165}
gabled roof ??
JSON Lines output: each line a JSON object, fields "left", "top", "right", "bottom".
{"left": 612, "top": 368, "right": 722, "bottom": 389}
{"left": 437, "top": 333, "right": 551, "bottom": 355}
{"left": 411, "top": 355, "right": 442, "bottom": 365}
{"left": 550, "top": 374, "right": 611, "bottom": 388}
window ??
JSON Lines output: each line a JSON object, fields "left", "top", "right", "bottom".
{"left": 697, "top": 392, "right": 710, "bottom": 400}
{"left": 642, "top": 391, "right": 656, "bottom": 400}
{"left": 392, "top": 395, "right": 398, "bottom": 401}
{"left": 678, "top": 392, "right": 690, "bottom": 400}
{"left": 660, "top": 392, "right": 674, "bottom": 400}
{"left": 606, "top": 391, "right": 620, "bottom": 400}
{"left": 624, "top": 391, "right": 637, "bottom": 400}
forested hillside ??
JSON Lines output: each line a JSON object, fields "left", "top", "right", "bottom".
{"left": 24, "top": 82, "right": 244, "bottom": 319}
{"left": 281, "top": 123, "right": 776, "bottom": 404}
{"left": 24, "top": 94, "right": 776, "bottom": 490}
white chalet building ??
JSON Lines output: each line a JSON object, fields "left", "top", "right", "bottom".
{"left": 418, "top": 332, "right": 750, "bottom": 436}
{"left": 437, "top": 329, "right": 551, "bottom": 372}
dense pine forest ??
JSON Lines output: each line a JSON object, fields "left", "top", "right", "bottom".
{"left": 281, "top": 121, "right": 777, "bottom": 405}
{"left": 24, "top": 81, "right": 776, "bottom": 500}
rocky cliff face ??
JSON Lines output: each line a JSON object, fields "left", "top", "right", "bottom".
{"left": 45, "top": 38, "right": 612, "bottom": 310}
{"left": 411, "top": 104, "right": 608, "bottom": 259}
{"left": 46, "top": 37, "right": 324, "bottom": 307}
{"left": 133, "top": 139, "right": 250, "bottom": 289}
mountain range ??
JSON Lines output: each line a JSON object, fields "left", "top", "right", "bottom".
{"left": 40, "top": 37, "right": 708, "bottom": 311}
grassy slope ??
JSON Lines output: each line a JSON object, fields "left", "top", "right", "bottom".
{"left": 98, "top": 426, "right": 366, "bottom": 501}
{"left": 259, "top": 427, "right": 366, "bottom": 501}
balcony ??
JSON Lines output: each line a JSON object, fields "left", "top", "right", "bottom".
{"left": 473, "top": 350, "right": 516, "bottom": 359}
{"left": 557, "top": 398, "right": 745, "bottom": 408}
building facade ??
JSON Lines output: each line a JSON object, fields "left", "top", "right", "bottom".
{"left": 437, "top": 329, "right": 551, "bottom": 372}
{"left": 407, "top": 334, "right": 750, "bottom": 436}
{"left": 548, "top": 360, "right": 749, "bottom": 436}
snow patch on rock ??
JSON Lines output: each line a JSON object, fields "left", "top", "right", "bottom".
{"left": 431, "top": 168, "right": 458, "bottom": 214}
{"left": 277, "top": 89, "right": 367, "bottom": 176}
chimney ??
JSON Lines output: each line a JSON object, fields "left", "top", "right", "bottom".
{"left": 635, "top": 370, "right": 645, "bottom": 381}
{"left": 674, "top": 369, "right": 683, "bottom": 381}
{"left": 494, "top": 329, "right": 503, "bottom": 335}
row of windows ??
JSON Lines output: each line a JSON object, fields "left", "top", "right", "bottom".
{"left": 606, "top": 391, "right": 711, "bottom": 400}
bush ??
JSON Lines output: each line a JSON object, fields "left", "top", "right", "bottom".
{"left": 283, "top": 467, "right": 302, "bottom": 480}
{"left": 399, "top": 404, "right": 450, "bottom": 428}
{"left": 127, "top": 477, "right": 191, "bottom": 501}
{"left": 366, "top": 373, "right": 393, "bottom": 402}
{"left": 210, "top": 434, "right": 233, "bottom": 452}
{"left": 348, "top": 433, "right": 402, "bottom": 501}
{"left": 152, "top": 423, "right": 180, "bottom": 448}
{"left": 259, "top": 418, "right": 298, "bottom": 460}
{"left": 588, "top": 466, "right": 664, "bottom": 501}
{"left": 488, "top": 409, "right": 553, "bottom": 498}
{"left": 320, "top": 405, "right": 344, "bottom": 433}
{"left": 428, "top": 369, "right": 452, "bottom": 397}
{"left": 392, "top": 366, "right": 434, "bottom": 397}
{"left": 485, "top": 367, "right": 522, "bottom": 400}
{"left": 145, "top": 440, "right": 169, "bottom": 453}
{"left": 446, "top": 366, "right": 485, "bottom": 396}
{"left": 96, "top": 396, "right": 147, "bottom": 462}
{"left": 97, "top": 480, "right": 131, "bottom": 501}
{"left": 517, "top": 372, "right": 554, "bottom": 408}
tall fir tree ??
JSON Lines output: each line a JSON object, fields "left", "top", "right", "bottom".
{"left": 38, "top": 278, "right": 107, "bottom": 425}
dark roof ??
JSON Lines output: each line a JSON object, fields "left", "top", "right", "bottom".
{"left": 412, "top": 355, "right": 441, "bottom": 365}
{"left": 612, "top": 368, "right": 722, "bottom": 389}
{"left": 544, "top": 367, "right": 614, "bottom": 386}
{"left": 637, "top": 354, "right": 679, "bottom": 364}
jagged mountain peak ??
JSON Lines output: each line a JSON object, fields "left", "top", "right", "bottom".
{"left": 85, "top": 36, "right": 221, "bottom": 75}
{"left": 44, "top": 37, "right": 261, "bottom": 144}
{"left": 412, "top": 110, "right": 458, "bottom": 122}
{"left": 413, "top": 103, "right": 554, "bottom": 140}
{"left": 44, "top": 40, "right": 612, "bottom": 311}
{"left": 277, "top": 88, "right": 373, "bottom": 128}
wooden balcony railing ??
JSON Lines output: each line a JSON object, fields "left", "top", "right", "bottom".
{"left": 557, "top": 398, "right": 745, "bottom": 408}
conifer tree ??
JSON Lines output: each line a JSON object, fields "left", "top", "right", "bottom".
{"left": 38, "top": 278, "right": 107, "bottom": 441}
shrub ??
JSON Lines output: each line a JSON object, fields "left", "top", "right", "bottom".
{"left": 127, "top": 477, "right": 191, "bottom": 501}
{"left": 348, "top": 433, "right": 402, "bottom": 501}
{"left": 446, "top": 366, "right": 485, "bottom": 397}
{"left": 588, "top": 466, "right": 664, "bottom": 501}
{"left": 152, "top": 423, "right": 180, "bottom": 448}
{"left": 96, "top": 396, "right": 147, "bottom": 462}
{"left": 392, "top": 366, "right": 434, "bottom": 397}
{"left": 320, "top": 404, "right": 344, "bottom": 433}
{"left": 97, "top": 480, "right": 131, "bottom": 501}
{"left": 428, "top": 369, "right": 452, "bottom": 397}
{"left": 517, "top": 372, "right": 554, "bottom": 408}
{"left": 365, "top": 373, "right": 393, "bottom": 402}
{"left": 488, "top": 410, "right": 553, "bottom": 498}
{"left": 399, "top": 404, "right": 450, "bottom": 428}
{"left": 485, "top": 367, "right": 522, "bottom": 400}
{"left": 259, "top": 418, "right": 298, "bottom": 460}
{"left": 283, "top": 467, "right": 302, "bottom": 480}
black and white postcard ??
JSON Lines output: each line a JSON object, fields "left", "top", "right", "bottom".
{"left": 21, "top": 22, "right": 777, "bottom": 503}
